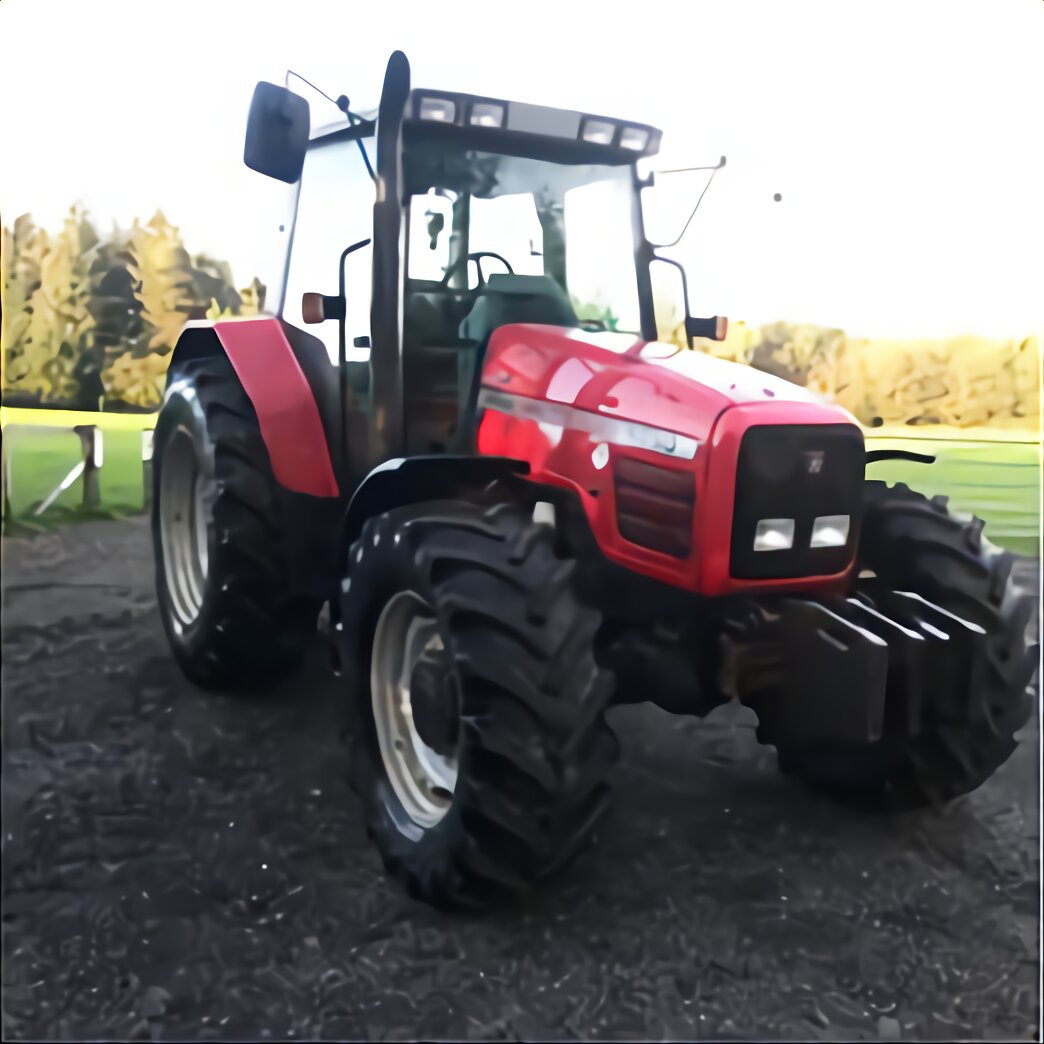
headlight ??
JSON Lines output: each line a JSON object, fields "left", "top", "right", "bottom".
{"left": 581, "top": 119, "right": 616, "bottom": 145}
{"left": 419, "top": 97, "right": 456, "bottom": 122}
{"left": 470, "top": 102, "right": 505, "bottom": 127}
{"left": 810, "top": 514, "right": 850, "bottom": 548}
{"left": 619, "top": 126, "right": 650, "bottom": 151}
{"left": 753, "top": 518, "right": 795, "bottom": 551}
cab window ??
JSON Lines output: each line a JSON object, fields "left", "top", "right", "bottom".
{"left": 283, "top": 136, "right": 375, "bottom": 363}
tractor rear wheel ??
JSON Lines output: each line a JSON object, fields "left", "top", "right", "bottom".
{"left": 338, "top": 499, "right": 619, "bottom": 909}
{"left": 152, "top": 355, "right": 317, "bottom": 690}
{"left": 774, "top": 481, "right": 1035, "bottom": 809}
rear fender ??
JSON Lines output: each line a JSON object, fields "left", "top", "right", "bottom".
{"left": 166, "top": 319, "right": 343, "bottom": 603}
{"left": 167, "top": 318, "right": 339, "bottom": 498}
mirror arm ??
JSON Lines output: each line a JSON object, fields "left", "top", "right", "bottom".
{"left": 644, "top": 156, "right": 726, "bottom": 251}
{"left": 338, "top": 238, "right": 372, "bottom": 300}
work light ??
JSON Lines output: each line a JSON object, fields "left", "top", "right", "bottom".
{"left": 753, "top": 518, "right": 795, "bottom": 552}
{"left": 810, "top": 514, "right": 850, "bottom": 548}
{"left": 619, "top": 127, "right": 650, "bottom": 151}
{"left": 470, "top": 102, "right": 505, "bottom": 127}
{"left": 581, "top": 119, "right": 616, "bottom": 145}
{"left": 419, "top": 97, "right": 456, "bottom": 122}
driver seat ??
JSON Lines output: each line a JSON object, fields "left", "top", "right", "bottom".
{"left": 452, "top": 274, "right": 579, "bottom": 449}
{"left": 458, "top": 274, "right": 578, "bottom": 345}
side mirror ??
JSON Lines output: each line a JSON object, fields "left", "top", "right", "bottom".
{"left": 244, "top": 82, "right": 310, "bottom": 184}
{"left": 301, "top": 292, "right": 345, "bottom": 324}
{"left": 650, "top": 255, "right": 728, "bottom": 346}
{"left": 685, "top": 315, "right": 729, "bottom": 342}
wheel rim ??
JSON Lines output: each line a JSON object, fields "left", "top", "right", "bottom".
{"left": 371, "top": 591, "right": 460, "bottom": 829}
{"left": 159, "top": 427, "right": 210, "bottom": 628}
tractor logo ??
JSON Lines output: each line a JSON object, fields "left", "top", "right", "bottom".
{"left": 804, "top": 451, "right": 825, "bottom": 474}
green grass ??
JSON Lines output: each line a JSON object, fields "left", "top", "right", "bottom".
{"left": 3, "top": 425, "right": 147, "bottom": 529}
{"left": 2, "top": 421, "right": 1040, "bottom": 557}
{"left": 866, "top": 435, "right": 1040, "bottom": 557}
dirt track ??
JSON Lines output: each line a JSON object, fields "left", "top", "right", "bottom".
{"left": 1, "top": 518, "right": 1040, "bottom": 1041}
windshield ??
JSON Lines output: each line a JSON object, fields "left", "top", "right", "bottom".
{"left": 402, "top": 144, "right": 642, "bottom": 333}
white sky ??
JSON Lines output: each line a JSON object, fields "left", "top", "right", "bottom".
{"left": 1, "top": 0, "right": 1042, "bottom": 339}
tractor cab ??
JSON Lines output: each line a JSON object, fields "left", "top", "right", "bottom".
{"left": 245, "top": 52, "right": 664, "bottom": 477}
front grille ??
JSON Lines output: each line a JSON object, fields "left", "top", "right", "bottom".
{"left": 730, "top": 423, "right": 865, "bottom": 579}
{"left": 614, "top": 457, "right": 695, "bottom": 558}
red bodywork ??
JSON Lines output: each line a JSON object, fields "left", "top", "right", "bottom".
{"left": 207, "top": 318, "right": 339, "bottom": 498}
{"left": 476, "top": 324, "right": 863, "bottom": 597}
{"left": 198, "top": 316, "right": 861, "bottom": 597}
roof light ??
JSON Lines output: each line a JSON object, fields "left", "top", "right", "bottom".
{"left": 470, "top": 102, "right": 505, "bottom": 128}
{"left": 810, "top": 514, "right": 850, "bottom": 548}
{"left": 581, "top": 119, "right": 616, "bottom": 145}
{"left": 419, "top": 97, "right": 456, "bottom": 122}
{"left": 619, "top": 126, "right": 650, "bottom": 151}
{"left": 753, "top": 518, "right": 795, "bottom": 552}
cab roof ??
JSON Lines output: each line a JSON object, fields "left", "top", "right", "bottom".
{"left": 310, "top": 88, "right": 661, "bottom": 166}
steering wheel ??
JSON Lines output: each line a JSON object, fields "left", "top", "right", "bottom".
{"left": 439, "top": 251, "right": 514, "bottom": 288}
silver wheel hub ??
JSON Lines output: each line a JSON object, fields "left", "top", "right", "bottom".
{"left": 371, "top": 591, "right": 460, "bottom": 828}
{"left": 159, "top": 427, "right": 210, "bottom": 629}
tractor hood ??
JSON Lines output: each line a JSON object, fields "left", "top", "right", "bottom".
{"left": 479, "top": 324, "right": 854, "bottom": 443}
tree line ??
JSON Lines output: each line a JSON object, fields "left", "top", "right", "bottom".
{"left": 2, "top": 207, "right": 1037, "bottom": 428}
{"left": 2, "top": 208, "right": 263, "bottom": 410}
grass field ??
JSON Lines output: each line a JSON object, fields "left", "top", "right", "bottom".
{"left": 2, "top": 413, "right": 1039, "bottom": 555}
{"left": 2, "top": 423, "right": 150, "bottom": 526}
{"left": 865, "top": 431, "right": 1040, "bottom": 557}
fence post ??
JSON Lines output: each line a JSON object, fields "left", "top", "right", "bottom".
{"left": 75, "top": 425, "right": 102, "bottom": 510}
{"left": 1, "top": 428, "right": 11, "bottom": 528}
{"left": 33, "top": 423, "right": 102, "bottom": 516}
{"left": 142, "top": 429, "right": 154, "bottom": 510}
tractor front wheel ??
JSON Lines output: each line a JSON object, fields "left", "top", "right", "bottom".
{"left": 338, "top": 500, "right": 619, "bottom": 909}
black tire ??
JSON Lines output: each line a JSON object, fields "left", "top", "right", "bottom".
{"left": 775, "top": 481, "right": 1036, "bottom": 809}
{"left": 338, "top": 499, "right": 619, "bottom": 909}
{"left": 152, "top": 355, "right": 317, "bottom": 690}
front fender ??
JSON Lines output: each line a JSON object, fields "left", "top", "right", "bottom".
{"left": 340, "top": 454, "right": 529, "bottom": 555}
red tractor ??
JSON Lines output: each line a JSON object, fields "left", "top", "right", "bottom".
{"left": 152, "top": 52, "right": 1034, "bottom": 908}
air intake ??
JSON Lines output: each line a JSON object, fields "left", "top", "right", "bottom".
{"left": 613, "top": 457, "right": 695, "bottom": 558}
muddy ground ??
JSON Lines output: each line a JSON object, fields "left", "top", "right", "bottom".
{"left": 1, "top": 518, "right": 1039, "bottom": 1041}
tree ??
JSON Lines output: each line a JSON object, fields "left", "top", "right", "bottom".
{"left": 571, "top": 296, "right": 620, "bottom": 332}
{"left": 88, "top": 222, "right": 143, "bottom": 354}
{"left": 8, "top": 207, "right": 98, "bottom": 406}
{"left": 205, "top": 276, "right": 267, "bottom": 320}
{"left": 3, "top": 207, "right": 261, "bottom": 408}
{"left": 192, "top": 253, "right": 242, "bottom": 316}
{"left": 2, "top": 214, "right": 50, "bottom": 395}
{"left": 127, "top": 211, "right": 208, "bottom": 354}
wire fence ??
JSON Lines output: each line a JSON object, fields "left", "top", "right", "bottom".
{"left": 1, "top": 406, "right": 1038, "bottom": 555}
